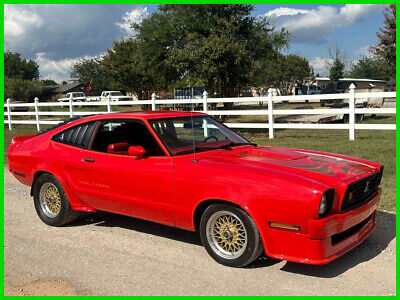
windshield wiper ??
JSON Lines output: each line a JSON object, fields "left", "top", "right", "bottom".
{"left": 175, "top": 142, "right": 256, "bottom": 155}
{"left": 217, "top": 142, "right": 257, "bottom": 150}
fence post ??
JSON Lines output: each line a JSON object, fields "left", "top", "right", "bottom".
{"left": 202, "top": 90, "right": 209, "bottom": 137}
{"left": 107, "top": 95, "right": 112, "bottom": 113}
{"left": 202, "top": 90, "right": 208, "bottom": 113}
{"left": 6, "top": 98, "right": 12, "bottom": 131}
{"left": 268, "top": 88, "right": 274, "bottom": 139}
{"left": 69, "top": 97, "right": 74, "bottom": 118}
{"left": 34, "top": 97, "right": 40, "bottom": 131}
{"left": 151, "top": 93, "right": 156, "bottom": 111}
{"left": 349, "top": 83, "right": 356, "bottom": 141}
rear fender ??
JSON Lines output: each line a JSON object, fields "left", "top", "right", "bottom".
{"left": 30, "top": 169, "right": 97, "bottom": 213}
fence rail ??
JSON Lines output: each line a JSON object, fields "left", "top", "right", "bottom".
{"left": 4, "top": 85, "right": 396, "bottom": 140}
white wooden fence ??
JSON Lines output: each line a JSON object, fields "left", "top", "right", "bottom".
{"left": 4, "top": 84, "right": 396, "bottom": 140}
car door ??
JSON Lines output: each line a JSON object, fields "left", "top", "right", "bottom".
{"left": 76, "top": 119, "right": 174, "bottom": 226}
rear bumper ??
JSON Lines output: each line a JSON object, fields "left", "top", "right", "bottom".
{"left": 265, "top": 188, "right": 381, "bottom": 264}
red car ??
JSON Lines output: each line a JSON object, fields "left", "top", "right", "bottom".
{"left": 8, "top": 111, "right": 383, "bottom": 267}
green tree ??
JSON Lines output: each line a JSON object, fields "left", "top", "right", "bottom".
{"left": 253, "top": 54, "right": 311, "bottom": 95}
{"left": 132, "top": 4, "right": 289, "bottom": 98}
{"left": 329, "top": 59, "right": 345, "bottom": 81}
{"left": 41, "top": 79, "right": 59, "bottom": 86}
{"left": 5, "top": 77, "right": 43, "bottom": 101}
{"left": 71, "top": 57, "right": 111, "bottom": 94}
{"left": 347, "top": 56, "right": 386, "bottom": 80}
{"left": 371, "top": 4, "right": 396, "bottom": 79}
{"left": 101, "top": 38, "right": 165, "bottom": 99}
{"left": 327, "top": 46, "right": 346, "bottom": 81}
{"left": 4, "top": 51, "right": 40, "bottom": 80}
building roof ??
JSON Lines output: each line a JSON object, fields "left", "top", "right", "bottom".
{"left": 42, "top": 82, "right": 84, "bottom": 94}
{"left": 315, "top": 77, "right": 387, "bottom": 83}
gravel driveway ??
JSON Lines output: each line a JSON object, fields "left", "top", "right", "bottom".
{"left": 4, "top": 169, "right": 396, "bottom": 296}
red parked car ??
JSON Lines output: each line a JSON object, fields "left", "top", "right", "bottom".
{"left": 8, "top": 111, "right": 383, "bottom": 267}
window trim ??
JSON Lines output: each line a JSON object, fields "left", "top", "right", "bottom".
{"left": 88, "top": 118, "right": 169, "bottom": 157}
{"left": 51, "top": 120, "right": 97, "bottom": 149}
{"left": 147, "top": 116, "right": 251, "bottom": 157}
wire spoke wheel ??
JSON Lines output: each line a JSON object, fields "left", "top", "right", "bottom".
{"left": 206, "top": 211, "right": 248, "bottom": 259}
{"left": 39, "top": 182, "right": 61, "bottom": 218}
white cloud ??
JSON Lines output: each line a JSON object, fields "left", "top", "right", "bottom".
{"left": 4, "top": 4, "right": 144, "bottom": 80}
{"left": 309, "top": 57, "right": 333, "bottom": 76}
{"left": 340, "top": 4, "right": 378, "bottom": 23}
{"left": 35, "top": 52, "right": 103, "bottom": 83}
{"left": 4, "top": 4, "right": 43, "bottom": 38}
{"left": 4, "top": 4, "right": 144, "bottom": 61}
{"left": 35, "top": 53, "right": 77, "bottom": 83}
{"left": 265, "top": 7, "right": 309, "bottom": 18}
{"left": 116, "top": 7, "right": 148, "bottom": 36}
{"left": 263, "top": 4, "right": 382, "bottom": 44}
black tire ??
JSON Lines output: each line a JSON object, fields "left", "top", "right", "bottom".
{"left": 33, "top": 173, "right": 80, "bottom": 226}
{"left": 199, "top": 204, "right": 264, "bottom": 267}
{"left": 320, "top": 101, "right": 326, "bottom": 107}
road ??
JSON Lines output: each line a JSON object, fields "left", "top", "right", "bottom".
{"left": 4, "top": 169, "right": 396, "bottom": 296}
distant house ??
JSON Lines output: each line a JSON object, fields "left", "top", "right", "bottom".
{"left": 41, "top": 82, "right": 86, "bottom": 101}
{"left": 312, "top": 77, "right": 387, "bottom": 90}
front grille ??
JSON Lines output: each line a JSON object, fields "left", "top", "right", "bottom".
{"left": 331, "top": 214, "right": 373, "bottom": 245}
{"left": 341, "top": 167, "right": 383, "bottom": 211}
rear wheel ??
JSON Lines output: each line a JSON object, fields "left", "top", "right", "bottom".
{"left": 200, "top": 204, "right": 264, "bottom": 267}
{"left": 33, "top": 174, "right": 80, "bottom": 226}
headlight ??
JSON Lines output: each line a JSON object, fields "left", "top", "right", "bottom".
{"left": 318, "top": 188, "right": 335, "bottom": 218}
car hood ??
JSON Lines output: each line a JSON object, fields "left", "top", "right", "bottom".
{"left": 203, "top": 146, "right": 380, "bottom": 187}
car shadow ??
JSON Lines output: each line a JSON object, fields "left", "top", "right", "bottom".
{"left": 67, "top": 210, "right": 395, "bottom": 277}
{"left": 67, "top": 211, "right": 202, "bottom": 246}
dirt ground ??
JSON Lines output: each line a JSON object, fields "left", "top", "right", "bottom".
{"left": 4, "top": 169, "right": 396, "bottom": 296}
{"left": 4, "top": 279, "right": 77, "bottom": 296}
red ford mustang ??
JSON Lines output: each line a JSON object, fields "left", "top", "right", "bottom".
{"left": 8, "top": 111, "right": 383, "bottom": 267}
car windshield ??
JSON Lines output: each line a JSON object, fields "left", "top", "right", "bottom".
{"left": 110, "top": 92, "right": 123, "bottom": 96}
{"left": 149, "top": 116, "right": 254, "bottom": 156}
{"left": 73, "top": 93, "right": 84, "bottom": 97}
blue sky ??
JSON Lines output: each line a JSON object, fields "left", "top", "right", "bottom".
{"left": 4, "top": 4, "right": 387, "bottom": 82}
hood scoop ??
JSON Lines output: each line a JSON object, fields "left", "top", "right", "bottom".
{"left": 247, "top": 147, "right": 308, "bottom": 161}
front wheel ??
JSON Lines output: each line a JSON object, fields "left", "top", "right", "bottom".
{"left": 200, "top": 204, "right": 264, "bottom": 267}
{"left": 33, "top": 174, "right": 80, "bottom": 226}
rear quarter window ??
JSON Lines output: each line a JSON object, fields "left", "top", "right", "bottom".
{"left": 52, "top": 121, "right": 97, "bottom": 149}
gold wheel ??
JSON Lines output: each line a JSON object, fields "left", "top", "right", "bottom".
{"left": 213, "top": 215, "right": 246, "bottom": 252}
{"left": 206, "top": 211, "right": 248, "bottom": 259}
{"left": 39, "top": 182, "right": 61, "bottom": 218}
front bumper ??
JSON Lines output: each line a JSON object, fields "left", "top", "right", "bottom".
{"left": 265, "top": 188, "right": 381, "bottom": 264}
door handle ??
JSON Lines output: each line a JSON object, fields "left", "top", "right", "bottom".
{"left": 83, "top": 158, "right": 95, "bottom": 163}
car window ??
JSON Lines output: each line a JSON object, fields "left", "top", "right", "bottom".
{"left": 91, "top": 120, "right": 165, "bottom": 157}
{"left": 149, "top": 116, "right": 250, "bottom": 156}
{"left": 52, "top": 121, "right": 97, "bottom": 149}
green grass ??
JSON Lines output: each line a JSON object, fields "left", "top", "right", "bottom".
{"left": 4, "top": 114, "right": 396, "bottom": 212}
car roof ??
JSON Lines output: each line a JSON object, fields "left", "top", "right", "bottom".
{"left": 36, "top": 111, "right": 207, "bottom": 136}
{"left": 96, "top": 111, "right": 206, "bottom": 119}
{"left": 74, "top": 111, "right": 207, "bottom": 124}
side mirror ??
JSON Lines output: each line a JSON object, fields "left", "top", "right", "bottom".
{"left": 128, "top": 146, "right": 146, "bottom": 159}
